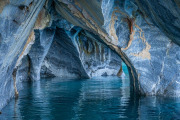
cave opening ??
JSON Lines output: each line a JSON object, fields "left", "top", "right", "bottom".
{"left": 36, "top": 26, "right": 131, "bottom": 80}
{"left": 0, "top": 26, "right": 135, "bottom": 119}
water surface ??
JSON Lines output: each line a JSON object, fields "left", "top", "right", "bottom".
{"left": 1, "top": 75, "right": 180, "bottom": 120}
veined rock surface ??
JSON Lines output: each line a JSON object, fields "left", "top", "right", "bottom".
{"left": 0, "top": 0, "right": 179, "bottom": 110}
{"left": 54, "top": 0, "right": 180, "bottom": 96}
{"left": 0, "top": 0, "right": 46, "bottom": 110}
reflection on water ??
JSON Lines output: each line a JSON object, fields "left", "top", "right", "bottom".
{"left": 1, "top": 75, "right": 180, "bottom": 120}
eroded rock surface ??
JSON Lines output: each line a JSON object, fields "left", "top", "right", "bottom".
{"left": 0, "top": 0, "right": 180, "bottom": 111}
{"left": 53, "top": 0, "right": 180, "bottom": 96}
{"left": 40, "top": 28, "right": 89, "bottom": 79}
{"left": 77, "top": 31, "right": 122, "bottom": 77}
{"left": 0, "top": 0, "right": 46, "bottom": 110}
{"left": 40, "top": 28, "right": 122, "bottom": 78}
{"left": 28, "top": 28, "right": 56, "bottom": 80}
{"left": 101, "top": 0, "right": 180, "bottom": 96}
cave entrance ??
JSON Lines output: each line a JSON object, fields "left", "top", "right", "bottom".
{"left": 39, "top": 27, "right": 131, "bottom": 81}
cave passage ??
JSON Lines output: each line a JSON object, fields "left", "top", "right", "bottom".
{"left": 0, "top": 0, "right": 180, "bottom": 119}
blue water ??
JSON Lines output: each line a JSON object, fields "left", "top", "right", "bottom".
{"left": 1, "top": 72, "right": 180, "bottom": 119}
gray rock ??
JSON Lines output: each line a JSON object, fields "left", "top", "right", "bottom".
{"left": 16, "top": 55, "right": 30, "bottom": 92}
{"left": 53, "top": 0, "right": 180, "bottom": 96}
{"left": 28, "top": 28, "right": 56, "bottom": 80}
{"left": 101, "top": 0, "right": 180, "bottom": 96}
{"left": 0, "top": 0, "right": 46, "bottom": 110}
{"left": 136, "top": 0, "right": 180, "bottom": 45}
{"left": 40, "top": 28, "right": 89, "bottom": 79}
{"left": 77, "top": 31, "right": 122, "bottom": 77}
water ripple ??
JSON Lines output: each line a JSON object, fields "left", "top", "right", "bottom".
{"left": 0, "top": 76, "right": 180, "bottom": 120}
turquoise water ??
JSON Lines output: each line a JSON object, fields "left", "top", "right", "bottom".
{"left": 1, "top": 67, "right": 180, "bottom": 119}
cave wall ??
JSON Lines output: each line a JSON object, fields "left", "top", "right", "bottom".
{"left": 77, "top": 31, "right": 122, "bottom": 77}
{"left": 16, "top": 55, "right": 30, "bottom": 89}
{"left": 0, "top": 0, "right": 46, "bottom": 110}
{"left": 53, "top": 0, "right": 180, "bottom": 96}
{"left": 39, "top": 6, "right": 123, "bottom": 79}
{"left": 102, "top": 0, "right": 180, "bottom": 96}
{"left": 40, "top": 28, "right": 90, "bottom": 79}
{"left": 135, "top": 0, "right": 180, "bottom": 45}
{"left": 40, "top": 27, "right": 122, "bottom": 78}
